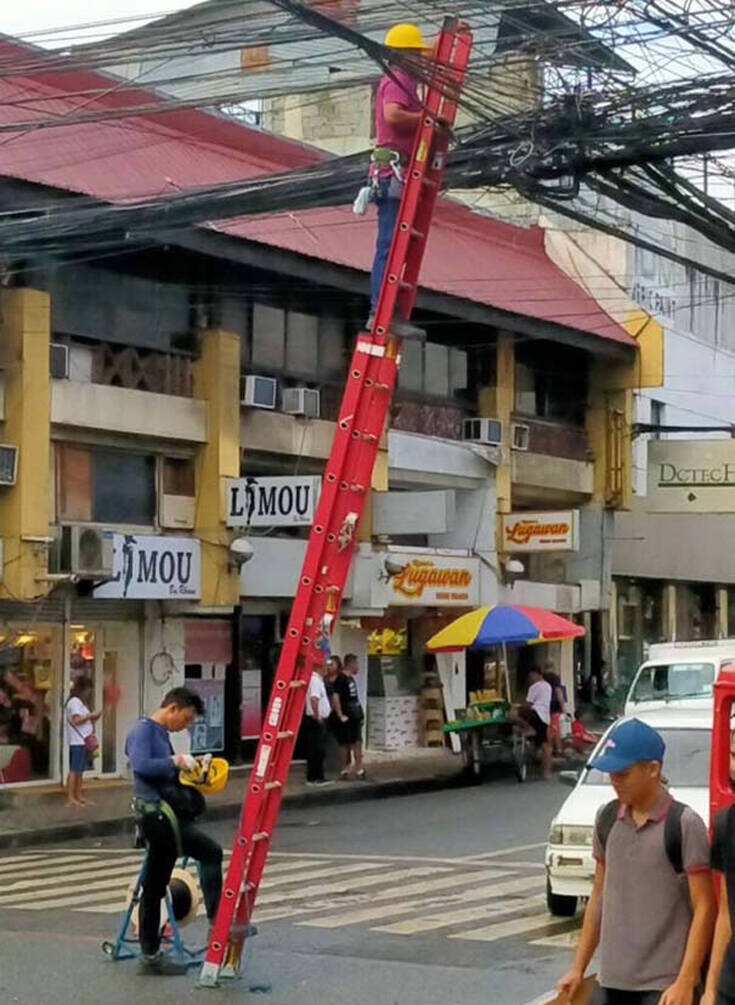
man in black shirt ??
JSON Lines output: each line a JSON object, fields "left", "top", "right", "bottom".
{"left": 331, "top": 654, "right": 365, "bottom": 780}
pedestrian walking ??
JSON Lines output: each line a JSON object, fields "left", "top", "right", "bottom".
{"left": 303, "top": 663, "right": 332, "bottom": 786}
{"left": 65, "top": 675, "right": 100, "bottom": 807}
{"left": 701, "top": 732, "right": 735, "bottom": 1005}
{"left": 124, "top": 687, "right": 223, "bottom": 976}
{"left": 331, "top": 653, "right": 365, "bottom": 780}
{"left": 558, "top": 718, "right": 714, "bottom": 1005}
{"left": 367, "top": 22, "right": 430, "bottom": 339}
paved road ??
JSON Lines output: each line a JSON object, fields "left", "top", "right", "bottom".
{"left": 0, "top": 775, "right": 582, "bottom": 1005}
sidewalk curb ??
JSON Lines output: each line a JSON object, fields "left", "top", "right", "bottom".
{"left": 0, "top": 770, "right": 465, "bottom": 851}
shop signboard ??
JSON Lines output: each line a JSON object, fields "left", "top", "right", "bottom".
{"left": 94, "top": 534, "right": 200, "bottom": 599}
{"left": 501, "top": 510, "right": 579, "bottom": 553}
{"left": 226, "top": 475, "right": 322, "bottom": 527}
{"left": 186, "top": 678, "right": 225, "bottom": 753}
{"left": 371, "top": 551, "right": 480, "bottom": 608}
{"left": 648, "top": 440, "right": 735, "bottom": 512}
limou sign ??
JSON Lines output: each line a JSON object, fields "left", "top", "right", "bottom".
{"left": 94, "top": 534, "right": 201, "bottom": 599}
{"left": 226, "top": 476, "right": 322, "bottom": 528}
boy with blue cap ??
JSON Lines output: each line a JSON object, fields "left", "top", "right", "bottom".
{"left": 558, "top": 717, "right": 714, "bottom": 1005}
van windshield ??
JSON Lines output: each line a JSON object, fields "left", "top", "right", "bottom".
{"left": 585, "top": 728, "right": 711, "bottom": 787}
{"left": 629, "top": 661, "right": 715, "bottom": 704}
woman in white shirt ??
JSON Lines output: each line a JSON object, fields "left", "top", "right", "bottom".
{"left": 66, "top": 675, "right": 100, "bottom": 807}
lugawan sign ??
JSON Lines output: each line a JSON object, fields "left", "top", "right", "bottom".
{"left": 226, "top": 476, "right": 321, "bottom": 528}
{"left": 648, "top": 440, "right": 735, "bottom": 512}
{"left": 371, "top": 551, "right": 480, "bottom": 608}
{"left": 502, "top": 511, "right": 579, "bottom": 553}
{"left": 95, "top": 534, "right": 200, "bottom": 599}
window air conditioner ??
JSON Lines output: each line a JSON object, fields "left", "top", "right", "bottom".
{"left": 241, "top": 375, "right": 277, "bottom": 409}
{"left": 462, "top": 417, "right": 502, "bottom": 446}
{"left": 282, "top": 387, "right": 320, "bottom": 419}
{"left": 511, "top": 422, "right": 530, "bottom": 451}
{"left": 0, "top": 445, "right": 18, "bottom": 486}
{"left": 60, "top": 526, "right": 114, "bottom": 578}
{"left": 49, "top": 343, "right": 70, "bottom": 379}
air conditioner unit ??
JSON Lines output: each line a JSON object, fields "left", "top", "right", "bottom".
{"left": 160, "top": 494, "right": 195, "bottom": 530}
{"left": 282, "top": 387, "right": 320, "bottom": 418}
{"left": 60, "top": 526, "right": 114, "bottom": 578}
{"left": 462, "top": 417, "right": 502, "bottom": 446}
{"left": 241, "top": 375, "right": 277, "bottom": 409}
{"left": 49, "top": 343, "right": 70, "bottom": 380}
{"left": 0, "top": 445, "right": 18, "bottom": 486}
{"left": 511, "top": 422, "right": 530, "bottom": 451}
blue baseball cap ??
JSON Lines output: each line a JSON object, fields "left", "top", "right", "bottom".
{"left": 589, "top": 718, "right": 666, "bottom": 773}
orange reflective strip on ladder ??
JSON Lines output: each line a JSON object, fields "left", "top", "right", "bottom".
{"left": 199, "top": 16, "right": 473, "bottom": 988}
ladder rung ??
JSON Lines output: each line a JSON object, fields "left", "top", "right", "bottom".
{"left": 264, "top": 780, "right": 282, "bottom": 790}
{"left": 277, "top": 730, "right": 294, "bottom": 739}
{"left": 362, "top": 432, "right": 378, "bottom": 442}
{"left": 411, "top": 228, "right": 426, "bottom": 239}
{"left": 252, "top": 832, "right": 269, "bottom": 842}
{"left": 350, "top": 484, "right": 366, "bottom": 493}
{"left": 422, "top": 177, "right": 439, "bottom": 188}
{"left": 398, "top": 279, "right": 414, "bottom": 290}
{"left": 289, "top": 679, "right": 306, "bottom": 688}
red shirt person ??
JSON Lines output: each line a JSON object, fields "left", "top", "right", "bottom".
{"left": 368, "top": 23, "right": 430, "bottom": 338}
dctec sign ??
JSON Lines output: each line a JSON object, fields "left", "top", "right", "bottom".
{"left": 372, "top": 552, "right": 480, "bottom": 608}
{"left": 648, "top": 440, "right": 735, "bottom": 512}
{"left": 502, "top": 511, "right": 579, "bottom": 553}
{"left": 226, "top": 476, "right": 322, "bottom": 528}
{"left": 95, "top": 534, "right": 200, "bottom": 599}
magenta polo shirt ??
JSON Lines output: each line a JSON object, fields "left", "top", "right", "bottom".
{"left": 374, "top": 68, "right": 422, "bottom": 168}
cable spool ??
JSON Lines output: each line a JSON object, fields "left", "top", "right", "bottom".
{"left": 126, "top": 867, "right": 200, "bottom": 933}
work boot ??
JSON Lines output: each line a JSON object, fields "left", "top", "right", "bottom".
{"left": 138, "top": 951, "right": 188, "bottom": 976}
{"left": 365, "top": 314, "right": 426, "bottom": 341}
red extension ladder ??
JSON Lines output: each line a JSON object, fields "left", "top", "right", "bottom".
{"left": 199, "top": 16, "right": 472, "bottom": 987}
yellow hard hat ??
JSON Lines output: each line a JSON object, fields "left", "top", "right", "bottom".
{"left": 384, "top": 22, "right": 429, "bottom": 50}
{"left": 179, "top": 755, "right": 229, "bottom": 795}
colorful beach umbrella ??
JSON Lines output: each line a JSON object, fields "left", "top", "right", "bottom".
{"left": 426, "top": 604, "right": 585, "bottom": 652}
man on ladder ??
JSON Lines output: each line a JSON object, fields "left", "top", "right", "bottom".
{"left": 368, "top": 22, "right": 432, "bottom": 340}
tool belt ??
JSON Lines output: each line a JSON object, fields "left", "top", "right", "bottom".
{"left": 132, "top": 797, "right": 182, "bottom": 857}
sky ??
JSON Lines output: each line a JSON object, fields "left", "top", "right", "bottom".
{"left": 2, "top": 2, "right": 196, "bottom": 42}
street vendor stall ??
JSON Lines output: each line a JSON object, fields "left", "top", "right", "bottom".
{"left": 427, "top": 605, "right": 584, "bottom": 782}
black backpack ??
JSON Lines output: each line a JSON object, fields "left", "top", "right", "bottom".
{"left": 597, "top": 798, "right": 686, "bottom": 874}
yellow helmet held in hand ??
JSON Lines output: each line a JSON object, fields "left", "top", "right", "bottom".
{"left": 179, "top": 754, "right": 229, "bottom": 795}
{"left": 384, "top": 22, "right": 429, "bottom": 50}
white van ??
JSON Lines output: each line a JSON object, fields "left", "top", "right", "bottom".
{"left": 624, "top": 639, "right": 735, "bottom": 716}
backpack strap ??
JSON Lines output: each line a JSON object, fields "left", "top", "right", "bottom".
{"left": 664, "top": 800, "right": 686, "bottom": 874}
{"left": 597, "top": 799, "right": 620, "bottom": 857}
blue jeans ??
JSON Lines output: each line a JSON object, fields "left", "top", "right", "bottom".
{"left": 370, "top": 176, "right": 401, "bottom": 311}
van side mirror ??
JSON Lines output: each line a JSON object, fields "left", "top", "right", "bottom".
{"left": 559, "top": 770, "right": 580, "bottom": 787}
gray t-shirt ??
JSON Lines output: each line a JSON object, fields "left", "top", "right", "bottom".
{"left": 592, "top": 793, "right": 710, "bottom": 991}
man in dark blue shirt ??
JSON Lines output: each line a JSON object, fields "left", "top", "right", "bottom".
{"left": 125, "top": 687, "right": 223, "bottom": 976}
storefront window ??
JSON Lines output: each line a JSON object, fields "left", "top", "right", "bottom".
{"left": 0, "top": 627, "right": 61, "bottom": 783}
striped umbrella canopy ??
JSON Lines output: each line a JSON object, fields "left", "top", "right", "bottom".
{"left": 426, "top": 604, "right": 585, "bottom": 652}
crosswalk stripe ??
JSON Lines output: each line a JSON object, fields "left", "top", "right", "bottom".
{"left": 373, "top": 893, "right": 545, "bottom": 935}
{"left": 4, "top": 859, "right": 383, "bottom": 911}
{"left": 0, "top": 854, "right": 96, "bottom": 877}
{"left": 531, "top": 930, "right": 581, "bottom": 948}
{"left": 448, "top": 913, "right": 577, "bottom": 943}
{"left": 1, "top": 855, "right": 145, "bottom": 890}
{"left": 256, "top": 865, "right": 455, "bottom": 908}
{"left": 296, "top": 872, "right": 537, "bottom": 929}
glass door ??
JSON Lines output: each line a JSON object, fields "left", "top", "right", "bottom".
{"left": 68, "top": 625, "right": 117, "bottom": 777}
